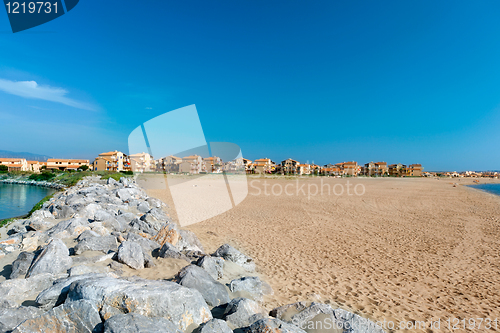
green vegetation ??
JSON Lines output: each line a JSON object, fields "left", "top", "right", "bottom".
{"left": 78, "top": 165, "right": 89, "bottom": 171}
{"left": 29, "top": 171, "right": 56, "bottom": 181}
{"left": 0, "top": 165, "right": 8, "bottom": 173}
{"left": 0, "top": 217, "right": 17, "bottom": 228}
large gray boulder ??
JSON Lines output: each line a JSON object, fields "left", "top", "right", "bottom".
{"left": 35, "top": 273, "right": 109, "bottom": 311}
{"left": 177, "top": 230, "right": 204, "bottom": 253}
{"left": 45, "top": 218, "right": 89, "bottom": 239}
{"left": 74, "top": 235, "right": 118, "bottom": 254}
{"left": 158, "top": 242, "right": 187, "bottom": 261}
{"left": 196, "top": 256, "right": 224, "bottom": 280}
{"left": 126, "top": 233, "right": 160, "bottom": 254}
{"left": 0, "top": 306, "right": 43, "bottom": 332}
{"left": 247, "top": 318, "right": 307, "bottom": 333}
{"left": 10, "top": 252, "right": 36, "bottom": 279}
{"left": 0, "top": 273, "right": 67, "bottom": 304}
{"left": 12, "top": 300, "right": 103, "bottom": 333}
{"left": 223, "top": 298, "right": 266, "bottom": 329}
{"left": 67, "top": 276, "right": 212, "bottom": 331}
{"left": 269, "top": 302, "right": 308, "bottom": 320}
{"left": 213, "top": 244, "right": 255, "bottom": 272}
{"left": 26, "top": 238, "right": 72, "bottom": 278}
{"left": 117, "top": 241, "right": 144, "bottom": 270}
{"left": 177, "top": 265, "right": 230, "bottom": 307}
{"left": 229, "top": 276, "right": 273, "bottom": 302}
{"left": 103, "top": 313, "right": 182, "bottom": 333}
{"left": 193, "top": 318, "right": 233, "bottom": 333}
{"left": 278, "top": 302, "right": 385, "bottom": 333}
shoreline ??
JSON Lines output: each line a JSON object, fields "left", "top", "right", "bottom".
{"left": 0, "top": 178, "right": 66, "bottom": 190}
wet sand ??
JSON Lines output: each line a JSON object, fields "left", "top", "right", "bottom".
{"left": 149, "top": 176, "right": 500, "bottom": 332}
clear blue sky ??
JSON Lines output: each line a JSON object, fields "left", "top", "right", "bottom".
{"left": 1, "top": 0, "right": 499, "bottom": 171}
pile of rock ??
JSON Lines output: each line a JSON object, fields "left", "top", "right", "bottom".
{"left": 0, "top": 176, "right": 384, "bottom": 332}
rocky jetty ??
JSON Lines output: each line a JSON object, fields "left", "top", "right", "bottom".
{"left": 0, "top": 176, "right": 384, "bottom": 332}
{"left": 0, "top": 179, "right": 65, "bottom": 190}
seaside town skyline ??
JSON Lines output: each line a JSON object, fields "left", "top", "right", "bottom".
{"left": 1, "top": 150, "right": 498, "bottom": 178}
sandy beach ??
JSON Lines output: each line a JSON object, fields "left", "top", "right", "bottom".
{"left": 147, "top": 176, "right": 500, "bottom": 332}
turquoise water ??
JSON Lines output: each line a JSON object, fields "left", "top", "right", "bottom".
{"left": 469, "top": 183, "right": 500, "bottom": 196}
{"left": 0, "top": 184, "right": 55, "bottom": 220}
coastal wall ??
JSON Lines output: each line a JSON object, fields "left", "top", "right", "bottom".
{"left": 0, "top": 176, "right": 384, "bottom": 332}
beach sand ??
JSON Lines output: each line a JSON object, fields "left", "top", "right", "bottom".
{"left": 147, "top": 176, "right": 500, "bottom": 332}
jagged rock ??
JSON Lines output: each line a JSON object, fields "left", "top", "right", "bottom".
{"left": 103, "top": 313, "right": 182, "bottom": 333}
{"left": 143, "top": 253, "right": 155, "bottom": 268}
{"left": 213, "top": 244, "right": 255, "bottom": 272}
{"left": 35, "top": 273, "right": 109, "bottom": 311}
{"left": 224, "top": 298, "right": 266, "bottom": 329}
{"left": 196, "top": 256, "right": 224, "bottom": 280}
{"left": 278, "top": 302, "right": 385, "bottom": 333}
{"left": 0, "top": 273, "right": 67, "bottom": 304}
{"left": 69, "top": 265, "right": 108, "bottom": 276}
{"left": 55, "top": 205, "right": 75, "bottom": 219}
{"left": 107, "top": 177, "right": 119, "bottom": 186}
{"left": 75, "top": 203, "right": 101, "bottom": 220}
{"left": 129, "top": 218, "right": 160, "bottom": 236}
{"left": 26, "top": 238, "right": 72, "bottom": 278}
{"left": 193, "top": 318, "right": 233, "bottom": 333}
{"left": 90, "top": 222, "right": 111, "bottom": 236}
{"left": 177, "top": 230, "right": 205, "bottom": 253}
{"left": 12, "top": 300, "right": 102, "bottom": 333}
{"left": 136, "top": 201, "right": 150, "bottom": 213}
{"left": 10, "top": 252, "right": 36, "bottom": 279}
{"left": 21, "top": 234, "right": 39, "bottom": 252}
{"left": 152, "top": 223, "right": 180, "bottom": 246}
{"left": 117, "top": 241, "right": 144, "bottom": 270}
{"left": 146, "top": 197, "right": 163, "bottom": 209}
{"left": 0, "top": 299, "right": 18, "bottom": 309}
{"left": 67, "top": 276, "right": 212, "bottom": 330}
{"left": 74, "top": 235, "right": 118, "bottom": 255}
{"left": 103, "top": 218, "right": 125, "bottom": 232}
{"left": 77, "top": 229, "right": 100, "bottom": 241}
{"left": 0, "top": 306, "right": 43, "bottom": 332}
{"left": 126, "top": 233, "right": 160, "bottom": 254}
{"left": 94, "top": 210, "right": 113, "bottom": 222}
{"left": 46, "top": 218, "right": 89, "bottom": 239}
{"left": 0, "top": 235, "right": 21, "bottom": 246}
{"left": 120, "top": 177, "right": 130, "bottom": 186}
{"left": 247, "top": 318, "right": 307, "bottom": 333}
{"left": 158, "top": 242, "right": 188, "bottom": 261}
{"left": 177, "top": 265, "right": 230, "bottom": 307}
{"left": 269, "top": 302, "right": 308, "bottom": 320}
{"left": 229, "top": 276, "right": 273, "bottom": 302}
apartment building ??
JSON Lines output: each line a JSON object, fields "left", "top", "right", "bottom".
{"left": 157, "top": 155, "right": 182, "bottom": 173}
{"left": 180, "top": 155, "right": 204, "bottom": 174}
{"left": 388, "top": 163, "right": 406, "bottom": 177}
{"left": 27, "top": 161, "right": 41, "bottom": 173}
{"left": 408, "top": 164, "right": 423, "bottom": 177}
{"left": 0, "top": 158, "right": 28, "bottom": 172}
{"left": 203, "top": 156, "right": 223, "bottom": 173}
{"left": 47, "top": 159, "right": 90, "bottom": 171}
{"left": 93, "top": 151, "right": 130, "bottom": 172}
{"left": 281, "top": 158, "right": 300, "bottom": 174}
{"left": 129, "top": 152, "right": 154, "bottom": 173}
{"left": 254, "top": 158, "right": 275, "bottom": 174}
{"left": 364, "top": 161, "right": 388, "bottom": 176}
{"left": 298, "top": 164, "right": 312, "bottom": 175}
{"left": 336, "top": 161, "right": 359, "bottom": 176}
